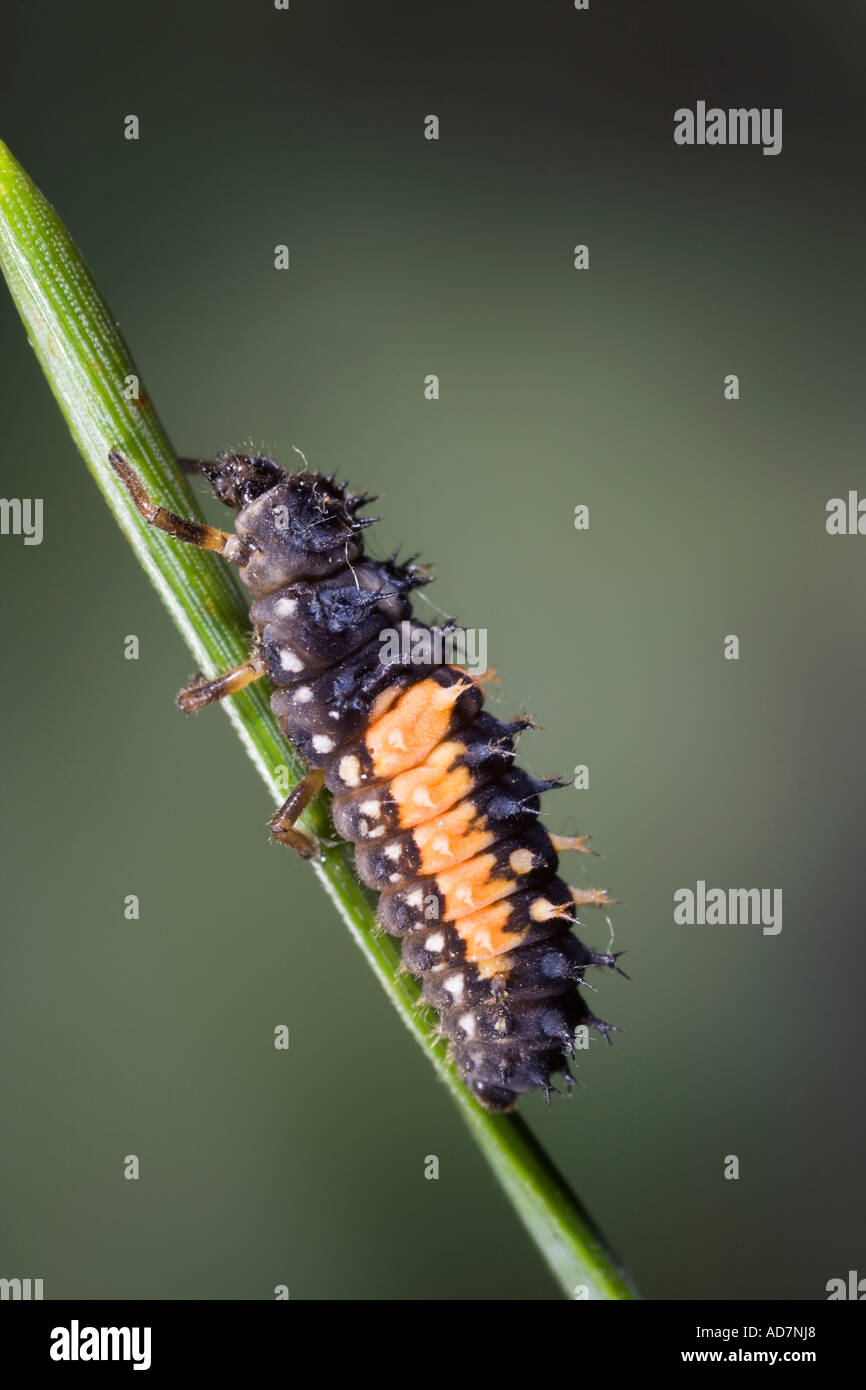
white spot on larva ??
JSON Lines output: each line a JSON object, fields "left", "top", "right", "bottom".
{"left": 360, "top": 800, "right": 381, "bottom": 817}
{"left": 455, "top": 884, "right": 476, "bottom": 908}
{"left": 530, "top": 897, "right": 555, "bottom": 922}
{"left": 432, "top": 834, "right": 451, "bottom": 855}
{"left": 444, "top": 974, "right": 465, "bottom": 1000}
{"left": 509, "top": 848, "right": 535, "bottom": 874}
{"left": 274, "top": 597, "right": 297, "bottom": 617}
{"left": 412, "top": 786, "right": 434, "bottom": 808}
{"left": 425, "top": 932, "right": 445, "bottom": 953}
{"left": 406, "top": 889, "right": 424, "bottom": 908}
{"left": 388, "top": 872, "right": 401, "bottom": 884}
{"left": 367, "top": 826, "right": 385, "bottom": 839}
{"left": 328, "top": 710, "right": 340, "bottom": 720}
{"left": 384, "top": 844, "right": 401, "bottom": 861}
{"left": 494, "top": 1015, "right": 507, "bottom": 1034}
{"left": 387, "top": 729, "right": 407, "bottom": 750}
{"left": 312, "top": 734, "right": 335, "bottom": 754}
{"left": 430, "top": 963, "right": 446, "bottom": 974}
{"left": 339, "top": 755, "right": 361, "bottom": 787}
{"left": 458, "top": 1012, "right": 476, "bottom": 1038}
{"left": 279, "top": 648, "right": 303, "bottom": 673}
{"left": 294, "top": 686, "right": 313, "bottom": 704}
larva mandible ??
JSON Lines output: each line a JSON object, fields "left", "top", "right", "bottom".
{"left": 109, "top": 447, "right": 622, "bottom": 1110}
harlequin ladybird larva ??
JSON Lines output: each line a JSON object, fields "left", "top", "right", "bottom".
{"left": 108, "top": 447, "right": 623, "bottom": 1110}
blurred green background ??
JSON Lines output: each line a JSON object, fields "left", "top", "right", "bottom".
{"left": 2, "top": 1, "right": 865, "bottom": 1300}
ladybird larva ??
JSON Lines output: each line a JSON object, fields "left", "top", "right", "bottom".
{"left": 109, "top": 448, "right": 622, "bottom": 1110}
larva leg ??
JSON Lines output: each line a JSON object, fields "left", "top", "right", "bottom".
{"left": 269, "top": 769, "right": 326, "bottom": 860}
{"left": 176, "top": 655, "right": 266, "bottom": 713}
{"left": 570, "top": 886, "right": 618, "bottom": 907}
{"left": 178, "top": 456, "right": 219, "bottom": 474}
{"left": 550, "top": 833, "right": 595, "bottom": 855}
{"left": 178, "top": 455, "right": 258, "bottom": 475}
{"left": 108, "top": 451, "right": 253, "bottom": 563}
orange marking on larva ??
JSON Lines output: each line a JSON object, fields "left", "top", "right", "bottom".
{"left": 390, "top": 742, "right": 472, "bottom": 829}
{"left": 412, "top": 798, "right": 494, "bottom": 875}
{"left": 475, "top": 955, "right": 513, "bottom": 982}
{"left": 436, "top": 852, "right": 515, "bottom": 920}
{"left": 452, "top": 901, "right": 528, "bottom": 961}
{"left": 366, "top": 677, "right": 470, "bottom": 779}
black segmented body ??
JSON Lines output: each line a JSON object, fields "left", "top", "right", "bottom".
{"left": 199, "top": 456, "right": 619, "bottom": 1109}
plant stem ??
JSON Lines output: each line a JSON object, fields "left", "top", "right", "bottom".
{"left": 0, "top": 137, "right": 639, "bottom": 1301}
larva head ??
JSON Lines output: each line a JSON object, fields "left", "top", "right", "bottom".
{"left": 233, "top": 468, "right": 375, "bottom": 596}
{"left": 199, "top": 451, "right": 287, "bottom": 509}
